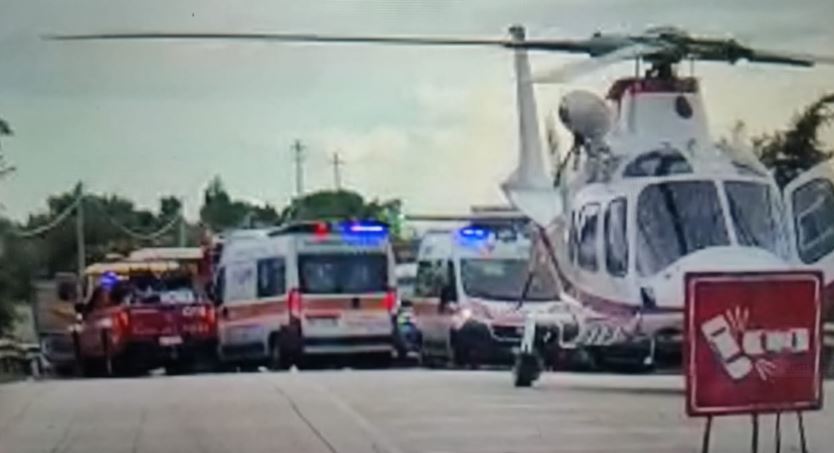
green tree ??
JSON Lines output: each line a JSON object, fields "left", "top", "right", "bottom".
{"left": 754, "top": 93, "right": 834, "bottom": 188}
{"left": 199, "top": 176, "right": 280, "bottom": 231}
{"left": 281, "top": 189, "right": 403, "bottom": 236}
{"left": 0, "top": 219, "right": 36, "bottom": 335}
{"left": 21, "top": 188, "right": 189, "bottom": 275}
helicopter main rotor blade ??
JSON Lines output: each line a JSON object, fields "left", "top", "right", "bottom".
{"left": 532, "top": 43, "right": 663, "bottom": 83}
{"left": 744, "top": 48, "right": 834, "bottom": 67}
{"left": 46, "top": 31, "right": 600, "bottom": 54}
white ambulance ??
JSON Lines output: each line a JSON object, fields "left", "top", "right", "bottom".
{"left": 411, "top": 224, "right": 578, "bottom": 368}
{"left": 214, "top": 221, "right": 397, "bottom": 369}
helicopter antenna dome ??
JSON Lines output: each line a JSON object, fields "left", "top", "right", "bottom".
{"left": 558, "top": 90, "right": 611, "bottom": 141}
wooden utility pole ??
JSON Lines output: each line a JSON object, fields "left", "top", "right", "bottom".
{"left": 291, "top": 140, "right": 306, "bottom": 197}
{"left": 75, "top": 183, "right": 85, "bottom": 294}
{"left": 331, "top": 152, "right": 345, "bottom": 190}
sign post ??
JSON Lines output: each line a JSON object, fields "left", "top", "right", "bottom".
{"left": 685, "top": 271, "right": 824, "bottom": 453}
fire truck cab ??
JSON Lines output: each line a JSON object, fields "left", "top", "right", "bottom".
{"left": 71, "top": 248, "right": 218, "bottom": 376}
{"left": 214, "top": 221, "right": 398, "bottom": 369}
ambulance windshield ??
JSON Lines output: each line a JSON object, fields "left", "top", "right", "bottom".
{"left": 299, "top": 253, "right": 388, "bottom": 294}
{"left": 460, "top": 258, "right": 558, "bottom": 302}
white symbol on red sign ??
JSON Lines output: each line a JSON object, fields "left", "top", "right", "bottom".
{"left": 701, "top": 305, "right": 810, "bottom": 382}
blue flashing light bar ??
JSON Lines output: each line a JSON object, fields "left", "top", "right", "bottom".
{"left": 458, "top": 226, "right": 490, "bottom": 240}
{"left": 347, "top": 223, "right": 386, "bottom": 233}
{"left": 100, "top": 271, "right": 120, "bottom": 289}
{"left": 339, "top": 221, "right": 389, "bottom": 235}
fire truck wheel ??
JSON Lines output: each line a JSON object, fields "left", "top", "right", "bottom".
{"left": 164, "top": 362, "right": 187, "bottom": 376}
{"left": 81, "top": 358, "right": 106, "bottom": 378}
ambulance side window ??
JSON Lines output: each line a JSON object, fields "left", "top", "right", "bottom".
{"left": 415, "top": 260, "right": 443, "bottom": 298}
{"left": 577, "top": 203, "right": 600, "bottom": 272}
{"left": 605, "top": 198, "right": 629, "bottom": 277}
{"left": 226, "top": 261, "right": 257, "bottom": 303}
{"left": 792, "top": 178, "right": 834, "bottom": 263}
{"left": 256, "top": 257, "right": 286, "bottom": 298}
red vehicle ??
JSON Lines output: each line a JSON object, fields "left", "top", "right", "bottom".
{"left": 69, "top": 248, "right": 218, "bottom": 376}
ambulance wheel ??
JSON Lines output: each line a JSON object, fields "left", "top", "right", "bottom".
{"left": 268, "top": 338, "right": 290, "bottom": 371}
{"left": 513, "top": 353, "right": 542, "bottom": 388}
{"left": 451, "top": 341, "right": 476, "bottom": 369}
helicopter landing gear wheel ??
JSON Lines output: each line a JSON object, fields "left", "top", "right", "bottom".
{"left": 513, "top": 351, "right": 542, "bottom": 387}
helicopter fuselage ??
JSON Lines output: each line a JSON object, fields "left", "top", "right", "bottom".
{"left": 534, "top": 76, "right": 834, "bottom": 361}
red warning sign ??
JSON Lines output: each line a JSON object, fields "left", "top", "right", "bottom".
{"left": 685, "top": 271, "right": 824, "bottom": 416}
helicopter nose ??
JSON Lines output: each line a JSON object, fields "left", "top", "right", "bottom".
{"left": 646, "top": 246, "right": 789, "bottom": 310}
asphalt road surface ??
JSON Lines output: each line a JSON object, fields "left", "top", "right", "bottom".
{"left": 1, "top": 370, "right": 832, "bottom": 453}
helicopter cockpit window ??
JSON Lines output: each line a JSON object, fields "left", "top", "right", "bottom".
{"left": 604, "top": 198, "right": 629, "bottom": 277}
{"left": 577, "top": 203, "right": 600, "bottom": 272}
{"left": 636, "top": 181, "right": 729, "bottom": 276}
{"left": 792, "top": 178, "right": 834, "bottom": 264}
{"left": 725, "top": 181, "right": 789, "bottom": 259}
{"left": 568, "top": 211, "right": 579, "bottom": 264}
{"left": 623, "top": 149, "right": 693, "bottom": 178}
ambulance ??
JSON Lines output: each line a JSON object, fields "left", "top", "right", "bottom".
{"left": 214, "top": 221, "right": 397, "bottom": 369}
{"left": 412, "top": 223, "right": 579, "bottom": 368}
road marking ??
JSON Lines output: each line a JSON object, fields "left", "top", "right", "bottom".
{"left": 270, "top": 383, "right": 339, "bottom": 453}
{"left": 273, "top": 375, "right": 407, "bottom": 453}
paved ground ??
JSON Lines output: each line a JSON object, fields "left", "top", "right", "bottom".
{"left": 1, "top": 370, "right": 832, "bottom": 453}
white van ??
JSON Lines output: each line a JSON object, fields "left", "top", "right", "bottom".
{"left": 411, "top": 224, "right": 577, "bottom": 367}
{"left": 215, "top": 221, "right": 397, "bottom": 368}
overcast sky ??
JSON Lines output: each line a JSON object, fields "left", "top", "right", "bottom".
{"left": 1, "top": 0, "right": 833, "bottom": 221}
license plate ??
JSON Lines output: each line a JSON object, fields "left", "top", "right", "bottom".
{"left": 308, "top": 317, "right": 339, "bottom": 327}
{"left": 159, "top": 335, "right": 183, "bottom": 346}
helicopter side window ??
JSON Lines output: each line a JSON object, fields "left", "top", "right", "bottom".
{"left": 577, "top": 203, "right": 600, "bottom": 272}
{"left": 568, "top": 211, "right": 579, "bottom": 264}
{"left": 792, "top": 178, "right": 834, "bottom": 264}
{"left": 604, "top": 198, "right": 629, "bottom": 277}
{"left": 623, "top": 149, "right": 692, "bottom": 178}
{"left": 725, "top": 181, "right": 789, "bottom": 259}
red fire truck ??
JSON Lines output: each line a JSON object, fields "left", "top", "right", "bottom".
{"left": 68, "top": 248, "right": 218, "bottom": 376}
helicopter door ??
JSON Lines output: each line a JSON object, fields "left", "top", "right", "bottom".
{"left": 784, "top": 159, "right": 834, "bottom": 300}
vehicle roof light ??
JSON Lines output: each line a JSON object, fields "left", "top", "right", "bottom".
{"left": 100, "top": 271, "right": 120, "bottom": 289}
{"left": 341, "top": 221, "right": 388, "bottom": 235}
{"left": 458, "top": 226, "right": 490, "bottom": 240}
{"left": 314, "top": 222, "right": 329, "bottom": 237}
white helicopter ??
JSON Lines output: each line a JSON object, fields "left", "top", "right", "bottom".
{"left": 52, "top": 26, "right": 834, "bottom": 382}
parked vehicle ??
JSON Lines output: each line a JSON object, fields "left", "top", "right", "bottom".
{"left": 213, "top": 221, "right": 398, "bottom": 369}
{"left": 66, "top": 248, "right": 218, "bottom": 376}
{"left": 412, "top": 224, "right": 579, "bottom": 368}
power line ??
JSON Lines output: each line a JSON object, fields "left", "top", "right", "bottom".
{"left": 9, "top": 196, "right": 81, "bottom": 238}
{"left": 88, "top": 198, "right": 183, "bottom": 241}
